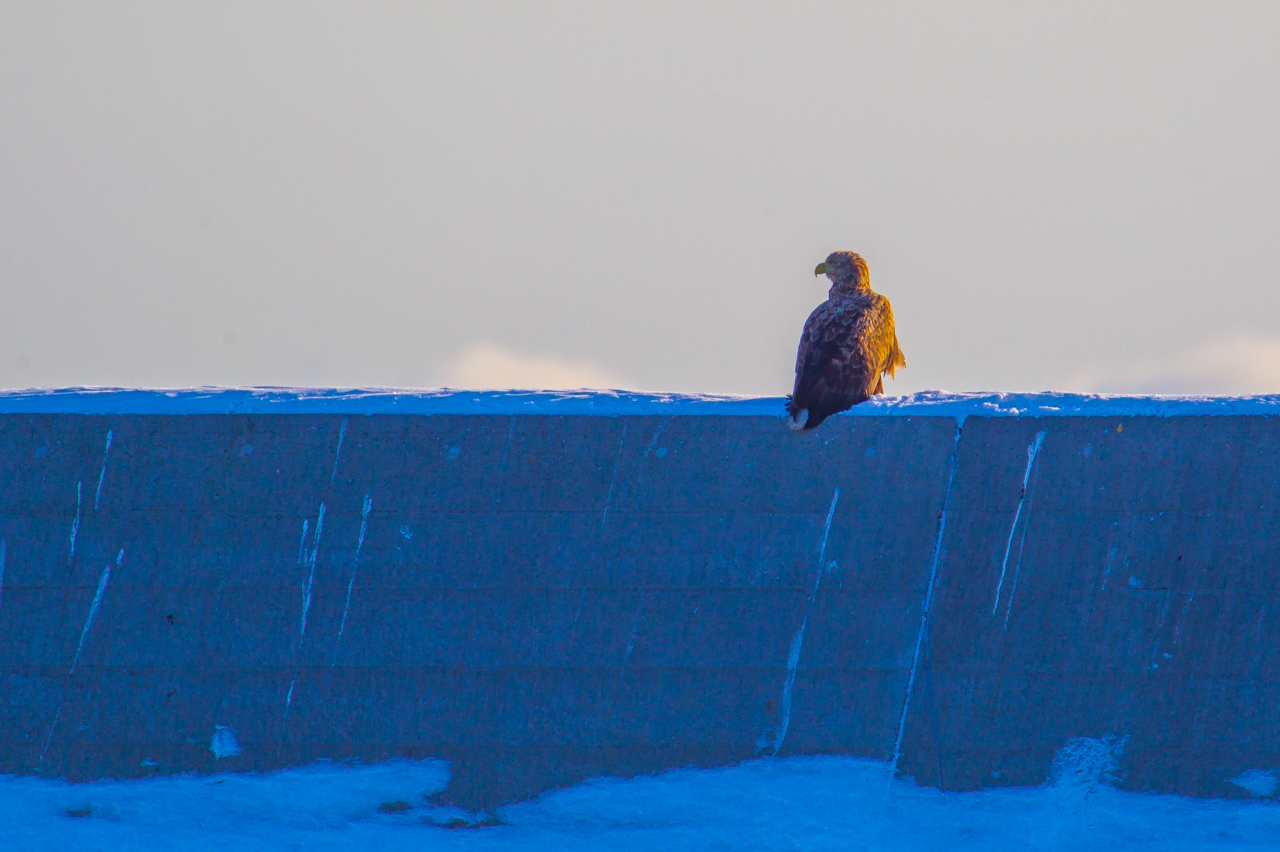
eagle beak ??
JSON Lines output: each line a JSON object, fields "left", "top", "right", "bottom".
{"left": 814, "top": 262, "right": 829, "bottom": 277}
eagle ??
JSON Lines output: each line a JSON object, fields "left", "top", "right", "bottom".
{"left": 786, "top": 251, "right": 905, "bottom": 430}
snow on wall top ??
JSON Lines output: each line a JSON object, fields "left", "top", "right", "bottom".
{"left": 0, "top": 387, "right": 1278, "bottom": 419}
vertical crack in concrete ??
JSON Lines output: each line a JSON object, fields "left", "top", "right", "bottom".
{"left": 773, "top": 622, "right": 808, "bottom": 756}
{"left": 772, "top": 486, "right": 841, "bottom": 756}
{"left": 892, "top": 423, "right": 963, "bottom": 777}
{"left": 287, "top": 505, "right": 326, "bottom": 716}
{"left": 1002, "top": 456, "right": 1044, "bottom": 631}
{"left": 617, "top": 418, "right": 675, "bottom": 684}
{"left": 69, "top": 561, "right": 113, "bottom": 675}
{"left": 597, "top": 423, "right": 629, "bottom": 538}
{"left": 43, "top": 549, "right": 122, "bottom": 766}
{"left": 993, "top": 430, "right": 1046, "bottom": 615}
{"left": 332, "top": 492, "right": 373, "bottom": 665}
{"left": 618, "top": 583, "right": 648, "bottom": 691}
{"left": 68, "top": 481, "right": 82, "bottom": 563}
{"left": 296, "top": 518, "right": 310, "bottom": 566}
{"left": 815, "top": 487, "right": 841, "bottom": 578}
{"left": 578, "top": 424, "right": 629, "bottom": 622}
{"left": 639, "top": 416, "right": 672, "bottom": 469}
{"left": 330, "top": 418, "right": 348, "bottom": 485}
{"left": 492, "top": 416, "right": 516, "bottom": 508}
{"left": 37, "top": 707, "right": 62, "bottom": 768}
{"left": 94, "top": 429, "right": 113, "bottom": 510}
{"left": 298, "top": 504, "right": 326, "bottom": 643}
{"left": 623, "top": 587, "right": 647, "bottom": 663}
{"left": 1149, "top": 589, "right": 1172, "bottom": 669}
{"left": 1171, "top": 589, "right": 1196, "bottom": 651}
{"left": 1101, "top": 547, "right": 1117, "bottom": 592}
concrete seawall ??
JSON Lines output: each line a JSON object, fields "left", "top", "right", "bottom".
{"left": 0, "top": 390, "right": 1277, "bottom": 807}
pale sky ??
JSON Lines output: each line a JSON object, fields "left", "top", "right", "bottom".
{"left": 3, "top": 2, "right": 1279, "bottom": 395}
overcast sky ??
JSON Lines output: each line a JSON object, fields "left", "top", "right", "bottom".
{"left": 3, "top": 2, "right": 1279, "bottom": 395}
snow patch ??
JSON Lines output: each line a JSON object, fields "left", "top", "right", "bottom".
{"left": 4, "top": 386, "right": 1280, "bottom": 418}
{"left": 1049, "top": 735, "right": 1127, "bottom": 789}
{"left": 209, "top": 726, "right": 242, "bottom": 759}
{"left": 1232, "top": 770, "right": 1280, "bottom": 798}
{"left": 5, "top": 754, "right": 1280, "bottom": 850}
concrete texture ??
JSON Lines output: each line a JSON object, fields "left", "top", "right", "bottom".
{"left": 0, "top": 400, "right": 1276, "bottom": 806}
{"left": 897, "top": 415, "right": 1280, "bottom": 799}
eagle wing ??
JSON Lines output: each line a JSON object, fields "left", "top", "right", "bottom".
{"left": 787, "top": 293, "right": 904, "bottom": 429}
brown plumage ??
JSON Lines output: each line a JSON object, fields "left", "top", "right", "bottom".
{"left": 786, "top": 251, "right": 905, "bottom": 430}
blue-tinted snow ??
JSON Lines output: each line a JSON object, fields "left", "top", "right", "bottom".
{"left": 1, "top": 386, "right": 1279, "bottom": 419}
{"left": 4, "top": 752, "right": 1280, "bottom": 851}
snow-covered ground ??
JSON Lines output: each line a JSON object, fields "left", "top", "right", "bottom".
{"left": 1, "top": 386, "right": 1280, "bottom": 419}
{"left": 5, "top": 746, "right": 1280, "bottom": 851}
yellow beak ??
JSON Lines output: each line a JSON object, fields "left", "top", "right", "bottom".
{"left": 814, "top": 262, "right": 829, "bottom": 277}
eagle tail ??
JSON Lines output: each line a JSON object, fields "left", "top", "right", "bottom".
{"left": 788, "top": 388, "right": 861, "bottom": 431}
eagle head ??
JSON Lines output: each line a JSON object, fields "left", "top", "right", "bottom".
{"left": 814, "top": 251, "right": 869, "bottom": 289}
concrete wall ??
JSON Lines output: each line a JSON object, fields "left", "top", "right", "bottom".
{"left": 899, "top": 414, "right": 1280, "bottom": 798}
{"left": 0, "top": 398, "right": 1276, "bottom": 806}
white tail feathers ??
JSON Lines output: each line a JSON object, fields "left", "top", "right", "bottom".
{"left": 787, "top": 409, "right": 809, "bottom": 431}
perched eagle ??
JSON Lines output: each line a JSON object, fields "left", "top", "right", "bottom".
{"left": 786, "top": 251, "right": 905, "bottom": 430}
